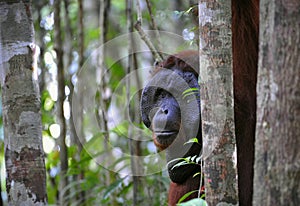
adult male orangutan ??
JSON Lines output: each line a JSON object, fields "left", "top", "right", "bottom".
{"left": 140, "top": 1, "right": 259, "bottom": 205}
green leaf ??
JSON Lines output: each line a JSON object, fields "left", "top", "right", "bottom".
{"left": 103, "top": 176, "right": 127, "bottom": 200}
{"left": 182, "top": 88, "right": 200, "bottom": 101}
{"left": 182, "top": 88, "right": 199, "bottom": 95}
{"left": 168, "top": 154, "right": 202, "bottom": 170}
{"left": 193, "top": 172, "right": 201, "bottom": 178}
{"left": 185, "top": 6, "right": 195, "bottom": 14}
{"left": 43, "top": 97, "right": 55, "bottom": 111}
{"left": 177, "top": 198, "right": 208, "bottom": 206}
{"left": 171, "top": 160, "right": 190, "bottom": 170}
{"left": 196, "top": 156, "right": 202, "bottom": 164}
{"left": 177, "top": 190, "right": 198, "bottom": 204}
{"left": 190, "top": 155, "right": 197, "bottom": 162}
{"left": 167, "top": 158, "right": 180, "bottom": 166}
{"left": 184, "top": 138, "right": 199, "bottom": 145}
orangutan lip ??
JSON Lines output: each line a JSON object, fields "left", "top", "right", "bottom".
{"left": 155, "top": 131, "right": 178, "bottom": 137}
{"left": 154, "top": 131, "right": 178, "bottom": 147}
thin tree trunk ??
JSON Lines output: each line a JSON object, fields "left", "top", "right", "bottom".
{"left": 126, "top": 0, "right": 143, "bottom": 205}
{"left": 0, "top": 1, "right": 47, "bottom": 205}
{"left": 198, "top": 0, "right": 238, "bottom": 205}
{"left": 63, "top": 0, "right": 74, "bottom": 69}
{"left": 0, "top": 176, "right": 2, "bottom": 206}
{"left": 97, "top": 0, "right": 110, "bottom": 141}
{"left": 144, "top": 0, "right": 162, "bottom": 53}
{"left": 35, "top": 1, "right": 47, "bottom": 93}
{"left": 74, "top": 0, "right": 86, "bottom": 204}
{"left": 78, "top": 0, "right": 84, "bottom": 69}
{"left": 98, "top": 0, "right": 109, "bottom": 184}
{"left": 253, "top": 1, "right": 300, "bottom": 205}
{"left": 97, "top": 1, "right": 118, "bottom": 206}
{"left": 54, "top": 1, "right": 68, "bottom": 205}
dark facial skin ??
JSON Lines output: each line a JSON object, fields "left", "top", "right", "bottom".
{"left": 150, "top": 89, "right": 181, "bottom": 149}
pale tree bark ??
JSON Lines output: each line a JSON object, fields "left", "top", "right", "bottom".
{"left": 199, "top": 0, "right": 238, "bottom": 205}
{"left": 253, "top": 1, "right": 300, "bottom": 205}
{"left": 0, "top": 0, "right": 47, "bottom": 205}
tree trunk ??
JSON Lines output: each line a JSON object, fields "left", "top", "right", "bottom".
{"left": 53, "top": 1, "right": 68, "bottom": 204}
{"left": 198, "top": 0, "right": 239, "bottom": 205}
{"left": 0, "top": 1, "right": 47, "bottom": 205}
{"left": 126, "top": 0, "right": 144, "bottom": 205}
{"left": 253, "top": 1, "right": 300, "bottom": 205}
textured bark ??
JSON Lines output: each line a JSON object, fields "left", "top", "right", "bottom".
{"left": 199, "top": 0, "right": 238, "bottom": 205}
{"left": 0, "top": 0, "right": 47, "bottom": 205}
{"left": 253, "top": 1, "right": 300, "bottom": 205}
